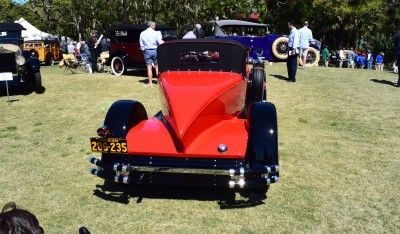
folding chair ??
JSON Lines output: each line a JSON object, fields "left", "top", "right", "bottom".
{"left": 61, "top": 54, "right": 84, "bottom": 74}
{"left": 98, "top": 52, "right": 110, "bottom": 73}
{"left": 76, "top": 52, "right": 88, "bottom": 72}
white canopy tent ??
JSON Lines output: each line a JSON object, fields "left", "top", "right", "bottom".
{"left": 14, "top": 18, "right": 57, "bottom": 40}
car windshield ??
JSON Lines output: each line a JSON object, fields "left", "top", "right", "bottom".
{"left": 0, "top": 31, "right": 21, "bottom": 45}
{"left": 180, "top": 51, "right": 219, "bottom": 63}
{"left": 160, "top": 29, "right": 177, "bottom": 40}
{"left": 220, "top": 25, "right": 266, "bottom": 36}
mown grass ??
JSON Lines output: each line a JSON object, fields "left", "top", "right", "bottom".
{"left": 0, "top": 64, "right": 399, "bottom": 233}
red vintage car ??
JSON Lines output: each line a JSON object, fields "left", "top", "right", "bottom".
{"left": 89, "top": 39, "right": 279, "bottom": 197}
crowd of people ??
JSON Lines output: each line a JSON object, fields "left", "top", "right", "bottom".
{"left": 58, "top": 20, "right": 399, "bottom": 87}
{"left": 320, "top": 46, "right": 386, "bottom": 70}
{"left": 60, "top": 32, "right": 110, "bottom": 73}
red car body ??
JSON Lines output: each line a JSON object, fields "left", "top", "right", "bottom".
{"left": 129, "top": 71, "right": 247, "bottom": 157}
{"left": 89, "top": 39, "right": 279, "bottom": 197}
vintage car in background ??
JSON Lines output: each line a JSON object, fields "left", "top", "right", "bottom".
{"left": 0, "top": 23, "right": 43, "bottom": 94}
{"left": 88, "top": 39, "right": 279, "bottom": 198}
{"left": 211, "top": 20, "right": 321, "bottom": 66}
{"left": 23, "top": 39, "right": 60, "bottom": 65}
{"left": 106, "top": 24, "right": 177, "bottom": 75}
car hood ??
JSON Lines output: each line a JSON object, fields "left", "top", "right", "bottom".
{"left": 159, "top": 71, "right": 247, "bottom": 146}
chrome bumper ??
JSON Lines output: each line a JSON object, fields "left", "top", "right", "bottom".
{"left": 88, "top": 155, "right": 279, "bottom": 189}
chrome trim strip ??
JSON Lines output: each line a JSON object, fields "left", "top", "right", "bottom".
{"left": 130, "top": 166, "right": 233, "bottom": 176}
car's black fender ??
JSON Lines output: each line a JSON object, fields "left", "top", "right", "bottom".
{"left": 28, "top": 57, "right": 41, "bottom": 72}
{"left": 101, "top": 100, "right": 148, "bottom": 167}
{"left": 104, "top": 100, "right": 148, "bottom": 138}
{"left": 246, "top": 102, "right": 278, "bottom": 167}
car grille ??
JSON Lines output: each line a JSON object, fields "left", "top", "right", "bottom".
{"left": 0, "top": 52, "right": 17, "bottom": 73}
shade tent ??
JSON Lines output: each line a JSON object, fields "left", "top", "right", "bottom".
{"left": 14, "top": 18, "right": 57, "bottom": 40}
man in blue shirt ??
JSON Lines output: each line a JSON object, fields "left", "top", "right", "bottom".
{"left": 287, "top": 21, "right": 300, "bottom": 82}
{"left": 140, "top": 21, "right": 164, "bottom": 87}
{"left": 298, "top": 21, "right": 313, "bottom": 69}
{"left": 375, "top": 52, "right": 384, "bottom": 71}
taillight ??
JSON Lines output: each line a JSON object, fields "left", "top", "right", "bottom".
{"left": 97, "top": 126, "right": 109, "bottom": 138}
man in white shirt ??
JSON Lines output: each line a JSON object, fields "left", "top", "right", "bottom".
{"left": 287, "top": 21, "right": 300, "bottom": 82}
{"left": 182, "top": 25, "right": 197, "bottom": 39}
{"left": 298, "top": 21, "right": 313, "bottom": 69}
{"left": 139, "top": 21, "right": 164, "bottom": 87}
{"left": 67, "top": 41, "right": 75, "bottom": 54}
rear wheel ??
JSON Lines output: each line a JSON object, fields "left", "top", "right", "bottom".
{"left": 272, "top": 37, "right": 288, "bottom": 60}
{"left": 111, "top": 56, "right": 126, "bottom": 76}
{"left": 298, "top": 47, "right": 320, "bottom": 67}
{"left": 250, "top": 67, "right": 266, "bottom": 103}
{"left": 45, "top": 56, "right": 54, "bottom": 66}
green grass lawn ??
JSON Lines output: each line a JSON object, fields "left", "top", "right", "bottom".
{"left": 0, "top": 64, "right": 399, "bottom": 233}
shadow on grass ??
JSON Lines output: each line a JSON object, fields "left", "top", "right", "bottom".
{"left": 370, "top": 79, "right": 398, "bottom": 87}
{"left": 124, "top": 68, "right": 147, "bottom": 77}
{"left": 93, "top": 183, "right": 267, "bottom": 209}
{"left": 0, "top": 82, "right": 46, "bottom": 97}
{"left": 269, "top": 74, "right": 288, "bottom": 81}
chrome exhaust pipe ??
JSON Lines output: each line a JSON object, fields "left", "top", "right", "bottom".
{"left": 228, "top": 175, "right": 279, "bottom": 189}
{"left": 89, "top": 155, "right": 114, "bottom": 171}
{"left": 89, "top": 168, "right": 130, "bottom": 184}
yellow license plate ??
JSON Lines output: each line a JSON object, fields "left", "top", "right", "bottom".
{"left": 90, "top": 138, "right": 128, "bottom": 154}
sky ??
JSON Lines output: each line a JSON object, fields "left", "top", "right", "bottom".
{"left": 12, "top": 0, "right": 27, "bottom": 3}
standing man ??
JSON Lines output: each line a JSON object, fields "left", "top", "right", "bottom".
{"left": 287, "top": 21, "right": 300, "bottom": 82}
{"left": 87, "top": 30, "right": 99, "bottom": 73}
{"left": 375, "top": 52, "right": 384, "bottom": 71}
{"left": 298, "top": 21, "right": 313, "bottom": 69}
{"left": 182, "top": 25, "right": 197, "bottom": 39}
{"left": 347, "top": 47, "right": 355, "bottom": 69}
{"left": 321, "top": 46, "right": 330, "bottom": 67}
{"left": 195, "top": 24, "right": 205, "bottom": 38}
{"left": 338, "top": 47, "right": 345, "bottom": 68}
{"left": 395, "top": 31, "right": 400, "bottom": 87}
{"left": 140, "top": 21, "right": 164, "bottom": 87}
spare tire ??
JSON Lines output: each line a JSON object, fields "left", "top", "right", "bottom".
{"left": 272, "top": 37, "right": 288, "bottom": 60}
{"left": 298, "top": 47, "right": 320, "bottom": 67}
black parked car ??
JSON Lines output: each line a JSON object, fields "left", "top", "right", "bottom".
{"left": 0, "top": 23, "right": 43, "bottom": 94}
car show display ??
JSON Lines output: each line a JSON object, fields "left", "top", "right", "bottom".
{"left": 88, "top": 39, "right": 279, "bottom": 197}
{"left": 212, "top": 20, "right": 321, "bottom": 66}
{"left": 0, "top": 23, "right": 44, "bottom": 96}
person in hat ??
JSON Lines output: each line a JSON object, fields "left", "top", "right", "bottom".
{"left": 87, "top": 30, "right": 99, "bottom": 73}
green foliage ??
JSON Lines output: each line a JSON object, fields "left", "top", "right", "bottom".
{"left": 1, "top": 0, "right": 398, "bottom": 61}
